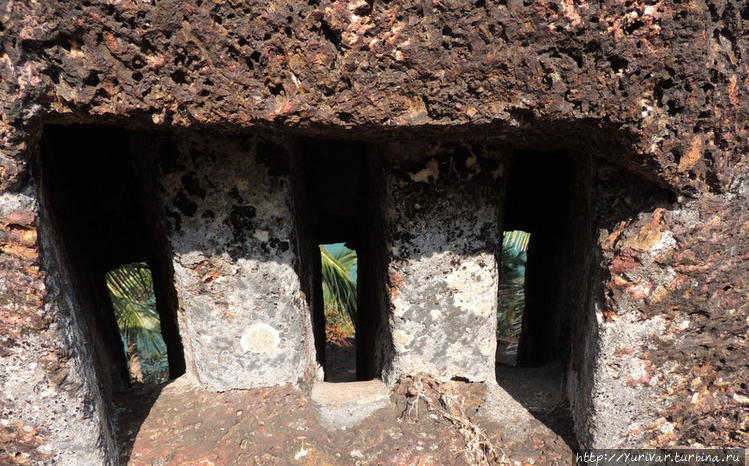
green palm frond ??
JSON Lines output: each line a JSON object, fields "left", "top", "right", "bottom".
{"left": 502, "top": 230, "right": 531, "bottom": 255}
{"left": 105, "top": 263, "right": 166, "bottom": 358}
{"left": 498, "top": 231, "right": 530, "bottom": 340}
{"left": 320, "top": 245, "right": 358, "bottom": 327}
{"left": 332, "top": 248, "right": 358, "bottom": 273}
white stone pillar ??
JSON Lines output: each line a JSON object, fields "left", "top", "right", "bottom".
{"left": 382, "top": 143, "right": 504, "bottom": 384}
{"left": 157, "top": 133, "right": 316, "bottom": 390}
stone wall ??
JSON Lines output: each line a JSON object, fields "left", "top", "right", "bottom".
{"left": 591, "top": 181, "right": 749, "bottom": 448}
{"left": 1, "top": 0, "right": 747, "bottom": 462}
{"left": 1, "top": 131, "right": 114, "bottom": 464}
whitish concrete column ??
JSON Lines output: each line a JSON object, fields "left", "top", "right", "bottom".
{"left": 382, "top": 143, "right": 504, "bottom": 384}
{"left": 156, "top": 133, "right": 316, "bottom": 391}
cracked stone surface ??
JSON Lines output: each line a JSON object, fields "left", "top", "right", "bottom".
{"left": 148, "top": 132, "right": 317, "bottom": 391}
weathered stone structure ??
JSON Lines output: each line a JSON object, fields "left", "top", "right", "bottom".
{"left": 383, "top": 143, "right": 503, "bottom": 385}
{"left": 1, "top": 0, "right": 747, "bottom": 463}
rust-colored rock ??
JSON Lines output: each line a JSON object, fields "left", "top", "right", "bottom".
{"left": 0, "top": 0, "right": 747, "bottom": 463}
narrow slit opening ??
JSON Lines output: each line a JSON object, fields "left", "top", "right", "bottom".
{"left": 105, "top": 262, "right": 169, "bottom": 384}
{"left": 38, "top": 124, "right": 185, "bottom": 395}
{"left": 496, "top": 230, "right": 530, "bottom": 367}
{"left": 496, "top": 151, "right": 582, "bottom": 450}
{"left": 293, "top": 138, "right": 388, "bottom": 383}
{"left": 319, "top": 242, "right": 359, "bottom": 382}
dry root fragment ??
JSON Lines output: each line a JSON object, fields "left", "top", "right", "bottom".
{"left": 400, "top": 375, "right": 510, "bottom": 465}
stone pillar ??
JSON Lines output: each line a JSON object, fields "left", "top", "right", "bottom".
{"left": 382, "top": 143, "right": 504, "bottom": 384}
{"left": 155, "top": 133, "right": 316, "bottom": 391}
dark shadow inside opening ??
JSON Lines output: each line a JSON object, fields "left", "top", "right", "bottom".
{"left": 37, "top": 124, "right": 185, "bottom": 460}
{"left": 497, "top": 151, "right": 585, "bottom": 451}
{"left": 293, "top": 138, "right": 388, "bottom": 383}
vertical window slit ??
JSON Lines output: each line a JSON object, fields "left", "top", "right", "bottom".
{"left": 496, "top": 151, "right": 579, "bottom": 451}
{"left": 38, "top": 124, "right": 185, "bottom": 396}
{"left": 293, "top": 138, "right": 388, "bottom": 384}
{"left": 320, "top": 242, "right": 358, "bottom": 382}
{"left": 105, "top": 262, "right": 169, "bottom": 384}
{"left": 497, "top": 230, "right": 530, "bottom": 367}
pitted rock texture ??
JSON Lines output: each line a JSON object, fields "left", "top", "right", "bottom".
{"left": 1, "top": 190, "right": 113, "bottom": 465}
{"left": 153, "top": 132, "right": 316, "bottom": 390}
{"left": 1, "top": 0, "right": 747, "bottom": 194}
{"left": 632, "top": 196, "right": 749, "bottom": 448}
{"left": 579, "top": 163, "right": 749, "bottom": 449}
{"left": 383, "top": 143, "right": 503, "bottom": 384}
{"left": 0, "top": 0, "right": 748, "bottom": 462}
{"left": 116, "top": 377, "right": 573, "bottom": 465}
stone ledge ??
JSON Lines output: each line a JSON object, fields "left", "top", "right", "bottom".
{"left": 310, "top": 380, "right": 390, "bottom": 429}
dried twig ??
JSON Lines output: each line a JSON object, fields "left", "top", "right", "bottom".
{"left": 401, "top": 375, "right": 511, "bottom": 465}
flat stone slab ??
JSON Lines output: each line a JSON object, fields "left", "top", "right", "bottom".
{"left": 116, "top": 377, "right": 573, "bottom": 465}
{"left": 310, "top": 380, "right": 390, "bottom": 429}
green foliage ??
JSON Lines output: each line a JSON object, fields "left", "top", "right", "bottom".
{"left": 318, "top": 232, "right": 527, "bottom": 342}
{"left": 320, "top": 245, "right": 357, "bottom": 332}
{"left": 105, "top": 263, "right": 167, "bottom": 382}
{"left": 497, "top": 231, "right": 530, "bottom": 340}
{"left": 502, "top": 230, "right": 531, "bottom": 256}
